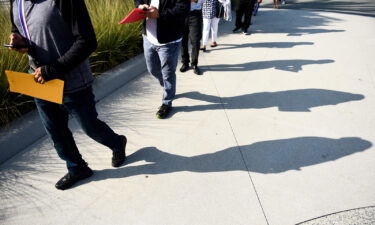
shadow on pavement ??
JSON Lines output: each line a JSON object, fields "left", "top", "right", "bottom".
{"left": 202, "top": 59, "right": 334, "bottom": 72}
{"left": 220, "top": 9, "right": 345, "bottom": 37}
{"left": 174, "top": 89, "right": 364, "bottom": 112}
{"left": 261, "top": 0, "right": 375, "bottom": 18}
{"left": 211, "top": 42, "right": 314, "bottom": 52}
{"left": 81, "top": 137, "right": 371, "bottom": 186}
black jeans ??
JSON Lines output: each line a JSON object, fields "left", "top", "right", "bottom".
{"left": 35, "top": 86, "right": 122, "bottom": 174}
{"left": 235, "top": 0, "right": 257, "bottom": 30}
{"left": 181, "top": 10, "right": 203, "bottom": 66}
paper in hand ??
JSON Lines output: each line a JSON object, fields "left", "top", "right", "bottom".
{"left": 118, "top": 8, "right": 146, "bottom": 24}
{"left": 5, "top": 70, "right": 64, "bottom": 104}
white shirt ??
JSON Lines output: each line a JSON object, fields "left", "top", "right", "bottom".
{"left": 145, "top": 0, "right": 182, "bottom": 46}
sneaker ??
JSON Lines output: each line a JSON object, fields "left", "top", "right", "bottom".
{"left": 200, "top": 46, "right": 206, "bottom": 52}
{"left": 232, "top": 27, "right": 241, "bottom": 33}
{"left": 243, "top": 29, "right": 250, "bottom": 35}
{"left": 55, "top": 167, "right": 93, "bottom": 190}
{"left": 112, "top": 135, "right": 127, "bottom": 167}
{"left": 179, "top": 64, "right": 189, "bottom": 72}
{"left": 193, "top": 65, "right": 201, "bottom": 75}
{"left": 282, "top": 0, "right": 286, "bottom": 4}
{"left": 156, "top": 104, "right": 172, "bottom": 119}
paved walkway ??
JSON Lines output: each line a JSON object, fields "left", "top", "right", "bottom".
{"left": 1, "top": 7, "right": 375, "bottom": 225}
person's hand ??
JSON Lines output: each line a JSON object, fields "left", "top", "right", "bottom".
{"left": 33, "top": 67, "right": 45, "bottom": 84}
{"left": 258, "top": 0, "right": 262, "bottom": 3}
{"left": 138, "top": 4, "right": 149, "bottom": 10}
{"left": 9, "top": 33, "right": 28, "bottom": 54}
{"left": 145, "top": 6, "right": 159, "bottom": 19}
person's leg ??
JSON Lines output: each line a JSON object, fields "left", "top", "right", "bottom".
{"left": 63, "top": 87, "right": 123, "bottom": 151}
{"left": 143, "top": 36, "right": 163, "bottom": 86}
{"left": 156, "top": 41, "right": 181, "bottom": 106}
{"left": 201, "top": 18, "right": 211, "bottom": 48}
{"left": 189, "top": 11, "right": 203, "bottom": 67}
{"left": 35, "top": 98, "right": 93, "bottom": 190}
{"left": 64, "top": 87, "right": 126, "bottom": 168}
{"left": 35, "top": 98, "right": 88, "bottom": 173}
{"left": 181, "top": 15, "right": 190, "bottom": 68}
{"left": 243, "top": 0, "right": 256, "bottom": 32}
{"left": 235, "top": 1, "right": 245, "bottom": 30}
{"left": 211, "top": 17, "right": 220, "bottom": 44}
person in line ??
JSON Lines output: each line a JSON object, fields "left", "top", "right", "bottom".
{"left": 232, "top": 0, "right": 258, "bottom": 34}
{"left": 135, "top": 0, "right": 190, "bottom": 119}
{"left": 200, "top": 0, "right": 220, "bottom": 51}
{"left": 9, "top": 0, "right": 127, "bottom": 190}
{"left": 180, "top": 0, "right": 204, "bottom": 75}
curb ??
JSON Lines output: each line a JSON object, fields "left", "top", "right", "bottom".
{"left": 0, "top": 54, "right": 147, "bottom": 165}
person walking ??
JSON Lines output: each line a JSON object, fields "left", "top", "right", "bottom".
{"left": 180, "top": 0, "right": 203, "bottom": 75}
{"left": 200, "top": 0, "right": 220, "bottom": 51}
{"left": 135, "top": 0, "right": 190, "bottom": 119}
{"left": 9, "top": 0, "right": 127, "bottom": 190}
{"left": 232, "top": 0, "right": 258, "bottom": 34}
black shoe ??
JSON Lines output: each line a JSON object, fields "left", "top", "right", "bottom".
{"left": 55, "top": 167, "right": 93, "bottom": 190}
{"left": 179, "top": 64, "right": 189, "bottom": 72}
{"left": 112, "top": 135, "right": 127, "bottom": 167}
{"left": 200, "top": 46, "right": 206, "bottom": 52}
{"left": 193, "top": 65, "right": 201, "bottom": 75}
{"left": 156, "top": 104, "right": 172, "bottom": 119}
{"left": 243, "top": 29, "right": 250, "bottom": 35}
{"left": 232, "top": 27, "right": 241, "bottom": 33}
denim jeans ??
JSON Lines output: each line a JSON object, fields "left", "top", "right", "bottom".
{"left": 35, "top": 86, "right": 122, "bottom": 174}
{"left": 143, "top": 36, "right": 181, "bottom": 106}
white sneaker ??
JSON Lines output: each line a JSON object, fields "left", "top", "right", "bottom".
{"left": 282, "top": 0, "right": 286, "bottom": 4}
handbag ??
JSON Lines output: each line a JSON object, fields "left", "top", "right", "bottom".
{"left": 216, "top": 0, "right": 224, "bottom": 18}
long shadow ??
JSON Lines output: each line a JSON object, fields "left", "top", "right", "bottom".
{"left": 219, "top": 10, "right": 346, "bottom": 37}
{"left": 174, "top": 89, "right": 364, "bottom": 112}
{"left": 262, "top": 0, "right": 375, "bottom": 18}
{"left": 211, "top": 42, "right": 314, "bottom": 52}
{"left": 202, "top": 59, "right": 334, "bottom": 72}
{"left": 78, "top": 136, "right": 371, "bottom": 186}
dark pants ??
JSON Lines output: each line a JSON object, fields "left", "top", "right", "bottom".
{"left": 235, "top": 0, "right": 257, "bottom": 30}
{"left": 181, "top": 10, "right": 203, "bottom": 67}
{"left": 35, "top": 86, "right": 122, "bottom": 175}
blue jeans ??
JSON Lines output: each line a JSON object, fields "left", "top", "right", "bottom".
{"left": 35, "top": 86, "right": 122, "bottom": 174}
{"left": 143, "top": 36, "right": 181, "bottom": 106}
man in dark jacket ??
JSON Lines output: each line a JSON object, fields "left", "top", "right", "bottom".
{"left": 135, "top": 0, "right": 190, "bottom": 118}
{"left": 9, "top": 0, "right": 127, "bottom": 190}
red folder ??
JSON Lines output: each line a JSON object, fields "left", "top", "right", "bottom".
{"left": 118, "top": 8, "right": 146, "bottom": 24}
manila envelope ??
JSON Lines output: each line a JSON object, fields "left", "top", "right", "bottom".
{"left": 5, "top": 70, "right": 64, "bottom": 104}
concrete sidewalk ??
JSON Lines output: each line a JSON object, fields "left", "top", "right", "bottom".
{"left": 1, "top": 8, "right": 375, "bottom": 225}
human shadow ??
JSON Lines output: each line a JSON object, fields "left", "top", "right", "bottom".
{"left": 240, "top": 10, "right": 346, "bottom": 36}
{"left": 262, "top": 0, "right": 375, "bottom": 18}
{"left": 211, "top": 42, "right": 314, "bottom": 52}
{"left": 202, "top": 59, "right": 334, "bottom": 72}
{"left": 174, "top": 89, "right": 364, "bottom": 112}
{"left": 79, "top": 137, "right": 371, "bottom": 186}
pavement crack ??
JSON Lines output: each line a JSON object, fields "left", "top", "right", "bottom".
{"left": 207, "top": 71, "right": 270, "bottom": 225}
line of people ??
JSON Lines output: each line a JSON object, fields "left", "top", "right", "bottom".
{"left": 7, "top": 0, "right": 261, "bottom": 190}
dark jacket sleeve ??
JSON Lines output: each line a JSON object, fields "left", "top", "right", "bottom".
{"left": 41, "top": 0, "right": 97, "bottom": 81}
{"left": 158, "top": 0, "right": 190, "bottom": 21}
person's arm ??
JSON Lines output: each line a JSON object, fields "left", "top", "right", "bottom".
{"left": 10, "top": 1, "right": 19, "bottom": 34}
{"left": 40, "top": 0, "right": 97, "bottom": 81}
{"left": 158, "top": 0, "right": 190, "bottom": 21}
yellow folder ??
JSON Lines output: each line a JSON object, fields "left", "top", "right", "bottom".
{"left": 5, "top": 70, "right": 64, "bottom": 104}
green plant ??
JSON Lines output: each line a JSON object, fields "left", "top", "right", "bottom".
{"left": 0, "top": 0, "right": 143, "bottom": 127}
